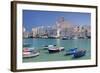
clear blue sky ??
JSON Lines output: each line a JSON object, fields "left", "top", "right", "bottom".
{"left": 23, "top": 10, "right": 91, "bottom": 32}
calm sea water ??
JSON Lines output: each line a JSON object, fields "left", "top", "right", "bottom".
{"left": 23, "top": 38, "right": 91, "bottom": 62}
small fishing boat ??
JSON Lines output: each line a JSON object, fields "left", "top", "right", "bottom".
{"left": 59, "top": 47, "right": 64, "bottom": 51}
{"left": 67, "top": 48, "right": 78, "bottom": 52}
{"left": 72, "top": 49, "right": 86, "bottom": 58}
{"left": 48, "top": 45, "right": 64, "bottom": 53}
{"left": 23, "top": 48, "right": 40, "bottom": 58}
{"left": 48, "top": 48, "right": 59, "bottom": 53}
{"left": 23, "top": 51, "right": 40, "bottom": 58}
{"left": 62, "top": 37, "right": 68, "bottom": 40}
{"left": 43, "top": 45, "right": 56, "bottom": 50}
{"left": 65, "top": 48, "right": 77, "bottom": 55}
{"left": 23, "top": 48, "right": 34, "bottom": 52}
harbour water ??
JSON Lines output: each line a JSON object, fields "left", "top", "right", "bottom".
{"left": 23, "top": 38, "right": 91, "bottom": 62}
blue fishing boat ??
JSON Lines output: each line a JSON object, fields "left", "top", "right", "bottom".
{"left": 65, "top": 48, "right": 77, "bottom": 55}
{"left": 67, "top": 48, "right": 77, "bottom": 52}
{"left": 72, "top": 49, "right": 86, "bottom": 58}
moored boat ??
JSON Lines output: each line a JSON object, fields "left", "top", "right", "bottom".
{"left": 65, "top": 48, "right": 77, "bottom": 55}
{"left": 43, "top": 45, "right": 56, "bottom": 50}
{"left": 48, "top": 45, "right": 64, "bottom": 53}
{"left": 23, "top": 52, "right": 40, "bottom": 58}
{"left": 62, "top": 37, "right": 68, "bottom": 40}
{"left": 48, "top": 48, "right": 60, "bottom": 53}
{"left": 72, "top": 49, "right": 86, "bottom": 58}
{"left": 67, "top": 48, "right": 77, "bottom": 52}
{"left": 23, "top": 48, "right": 40, "bottom": 58}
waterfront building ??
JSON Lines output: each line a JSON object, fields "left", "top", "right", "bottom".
{"left": 29, "top": 17, "right": 91, "bottom": 39}
{"left": 73, "top": 25, "right": 91, "bottom": 39}
{"left": 84, "top": 25, "right": 91, "bottom": 38}
{"left": 56, "top": 17, "right": 73, "bottom": 38}
{"left": 32, "top": 27, "right": 39, "bottom": 37}
{"left": 32, "top": 26, "right": 48, "bottom": 38}
{"left": 38, "top": 26, "right": 46, "bottom": 36}
{"left": 23, "top": 27, "right": 29, "bottom": 38}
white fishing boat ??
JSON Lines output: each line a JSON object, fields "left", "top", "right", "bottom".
{"left": 23, "top": 48, "right": 40, "bottom": 58}
{"left": 48, "top": 45, "right": 64, "bottom": 53}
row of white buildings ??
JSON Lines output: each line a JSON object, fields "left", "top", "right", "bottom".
{"left": 23, "top": 17, "right": 91, "bottom": 39}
